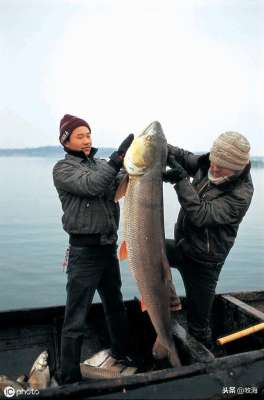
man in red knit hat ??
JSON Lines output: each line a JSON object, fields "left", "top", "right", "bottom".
{"left": 53, "top": 114, "right": 134, "bottom": 384}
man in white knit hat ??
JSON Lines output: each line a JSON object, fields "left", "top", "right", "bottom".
{"left": 163, "top": 131, "right": 254, "bottom": 348}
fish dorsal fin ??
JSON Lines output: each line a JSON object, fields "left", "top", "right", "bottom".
{"left": 114, "top": 174, "right": 129, "bottom": 202}
{"left": 118, "top": 240, "right": 128, "bottom": 261}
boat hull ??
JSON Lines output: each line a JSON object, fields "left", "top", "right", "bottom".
{"left": 0, "top": 291, "right": 263, "bottom": 399}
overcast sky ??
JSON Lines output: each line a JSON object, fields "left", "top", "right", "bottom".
{"left": 0, "top": 0, "right": 263, "bottom": 154}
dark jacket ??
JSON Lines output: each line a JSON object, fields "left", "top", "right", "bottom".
{"left": 53, "top": 148, "right": 122, "bottom": 245}
{"left": 169, "top": 146, "right": 254, "bottom": 264}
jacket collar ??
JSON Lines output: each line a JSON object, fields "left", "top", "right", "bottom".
{"left": 218, "top": 162, "right": 251, "bottom": 191}
{"left": 198, "top": 152, "right": 251, "bottom": 192}
{"left": 64, "top": 147, "right": 98, "bottom": 161}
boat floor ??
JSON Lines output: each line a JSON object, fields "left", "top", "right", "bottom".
{"left": 0, "top": 291, "right": 263, "bottom": 399}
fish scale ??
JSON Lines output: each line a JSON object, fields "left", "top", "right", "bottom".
{"left": 126, "top": 176, "right": 172, "bottom": 335}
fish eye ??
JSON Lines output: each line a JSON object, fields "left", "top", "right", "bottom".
{"left": 145, "top": 135, "right": 152, "bottom": 143}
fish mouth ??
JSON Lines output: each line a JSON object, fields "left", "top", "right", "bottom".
{"left": 138, "top": 121, "right": 162, "bottom": 138}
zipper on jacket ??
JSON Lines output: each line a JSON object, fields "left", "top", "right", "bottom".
{"left": 198, "top": 180, "right": 210, "bottom": 197}
{"left": 205, "top": 228, "right": 210, "bottom": 253}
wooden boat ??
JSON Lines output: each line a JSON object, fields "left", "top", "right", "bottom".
{"left": 0, "top": 291, "right": 263, "bottom": 399}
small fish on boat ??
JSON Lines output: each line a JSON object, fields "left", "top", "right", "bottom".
{"left": 0, "top": 375, "right": 25, "bottom": 398}
{"left": 81, "top": 348, "right": 137, "bottom": 379}
{"left": 0, "top": 351, "right": 51, "bottom": 397}
{"left": 28, "top": 350, "right": 50, "bottom": 389}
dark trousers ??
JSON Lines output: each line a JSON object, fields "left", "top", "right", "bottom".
{"left": 60, "top": 244, "right": 130, "bottom": 383}
{"left": 165, "top": 239, "right": 222, "bottom": 345}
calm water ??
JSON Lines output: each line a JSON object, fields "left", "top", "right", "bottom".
{"left": 0, "top": 157, "right": 263, "bottom": 311}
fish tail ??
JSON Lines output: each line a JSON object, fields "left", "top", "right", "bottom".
{"left": 152, "top": 337, "right": 169, "bottom": 361}
{"left": 153, "top": 337, "right": 182, "bottom": 368}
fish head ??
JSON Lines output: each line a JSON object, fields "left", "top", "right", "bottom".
{"left": 124, "top": 121, "right": 167, "bottom": 176}
{"left": 29, "top": 350, "right": 49, "bottom": 376}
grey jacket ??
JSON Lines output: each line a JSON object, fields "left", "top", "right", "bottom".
{"left": 53, "top": 149, "right": 123, "bottom": 245}
{"left": 169, "top": 146, "right": 254, "bottom": 264}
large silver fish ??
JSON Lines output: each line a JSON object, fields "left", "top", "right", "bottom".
{"left": 117, "top": 121, "right": 181, "bottom": 367}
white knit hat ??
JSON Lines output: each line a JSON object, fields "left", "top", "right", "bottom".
{"left": 209, "top": 131, "right": 250, "bottom": 171}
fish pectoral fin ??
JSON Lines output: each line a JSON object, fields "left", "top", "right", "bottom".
{"left": 140, "top": 297, "right": 147, "bottom": 312}
{"left": 114, "top": 174, "right": 129, "bottom": 202}
{"left": 118, "top": 240, "right": 128, "bottom": 260}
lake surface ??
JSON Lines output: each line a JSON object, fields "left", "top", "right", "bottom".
{"left": 0, "top": 157, "right": 263, "bottom": 310}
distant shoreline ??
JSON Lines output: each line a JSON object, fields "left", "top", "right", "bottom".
{"left": 0, "top": 146, "right": 263, "bottom": 167}
{"left": 0, "top": 146, "right": 115, "bottom": 158}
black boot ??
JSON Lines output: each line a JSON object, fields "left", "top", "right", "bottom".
{"left": 60, "top": 336, "right": 82, "bottom": 384}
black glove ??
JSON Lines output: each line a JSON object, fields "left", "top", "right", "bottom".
{"left": 167, "top": 154, "right": 178, "bottom": 169}
{"left": 109, "top": 134, "right": 134, "bottom": 171}
{"left": 163, "top": 161, "right": 188, "bottom": 184}
{"left": 117, "top": 133, "right": 134, "bottom": 155}
{"left": 167, "top": 144, "right": 177, "bottom": 167}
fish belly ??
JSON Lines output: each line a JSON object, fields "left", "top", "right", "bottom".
{"left": 125, "top": 175, "right": 174, "bottom": 353}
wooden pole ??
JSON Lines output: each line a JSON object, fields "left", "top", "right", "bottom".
{"left": 216, "top": 322, "right": 264, "bottom": 346}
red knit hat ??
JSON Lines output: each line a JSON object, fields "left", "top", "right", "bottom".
{"left": 59, "top": 114, "right": 91, "bottom": 144}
